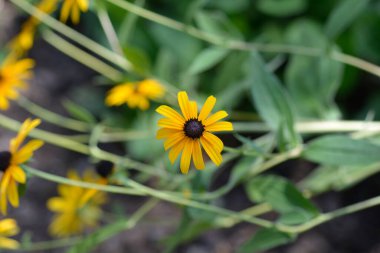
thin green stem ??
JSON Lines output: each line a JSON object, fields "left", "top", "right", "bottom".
{"left": 10, "top": 0, "right": 131, "bottom": 71}
{"left": 106, "top": 0, "right": 380, "bottom": 78}
{"left": 96, "top": 1, "right": 124, "bottom": 55}
{"left": 18, "top": 237, "right": 81, "bottom": 251}
{"left": 24, "top": 166, "right": 145, "bottom": 196}
{"left": 42, "top": 29, "right": 124, "bottom": 82}
{"left": 17, "top": 95, "right": 91, "bottom": 132}
{"left": 233, "top": 121, "right": 380, "bottom": 134}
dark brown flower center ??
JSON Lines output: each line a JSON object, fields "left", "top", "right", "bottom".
{"left": 184, "top": 119, "right": 204, "bottom": 139}
{"left": 95, "top": 160, "right": 114, "bottom": 178}
{"left": 0, "top": 151, "right": 12, "bottom": 172}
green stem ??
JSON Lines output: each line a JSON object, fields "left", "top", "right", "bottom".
{"left": 42, "top": 29, "right": 124, "bottom": 82}
{"left": 233, "top": 121, "right": 380, "bottom": 134}
{"left": 18, "top": 237, "right": 81, "bottom": 251}
{"left": 17, "top": 95, "right": 91, "bottom": 132}
{"left": 95, "top": 0, "right": 124, "bottom": 55}
{"left": 24, "top": 166, "right": 145, "bottom": 196}
{"left": 106, "top": 0, "right": 380, "bottom": 78}
{"left": 10, "top": 0, "right": 131, "bottom": 71}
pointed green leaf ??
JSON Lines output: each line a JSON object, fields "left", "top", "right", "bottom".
{"left": 302, "top": 135, "right": 380, "bottom": 166}
{"left": 325, "top": 0, "right": 370, "bottom": 39}
{"left": 238, "top": 228, "right": 295, "bottom": 253}
{"left": 187, "top": 47, "right": 229, "bottom": 75}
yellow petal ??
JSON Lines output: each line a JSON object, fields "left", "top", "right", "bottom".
{"left": 189, "top": 101, "right": 198, "bottom": 119}
{"left": 71, "top": 3, "right": 80, "bottom": 24}
{"left": 198, "top": 96, "right": 216, "bottom": 121}
{"left": 12, "top": 139, "right": 44, "bottom": 164}
{"left": 192, "top": 140, "right": 205, "bottom": 170}
{"left": 47, "top": 197, "right": 67, "bottom": 212}
{"left": 164, "top": 132, "right": 185, "bottom": 150}
{"left": 156, "top": 105, "right": 185, "bottom": 123}
{"left": 177, "top": 91, "right": 191, "bottom": 120}
{"left": 0, "top": 237, "right": 19, "bottom": 249}
{"left": 8, "top": 179, "right": 19, "bottom": 207}
{"left": 0, "top": 219, "right": 19, "bottom": 236}
{"left": 204, "top": 111, "right": 228, "bottom": 126}
{"left": 202, "top": 132, "right": 224, "bottom": 152}
{"left": 156, "top": 128, "right": 181, "bottom": 140}
{"left": 77, "top": 0, "right": 89, "bottom": 11}
{"left": 157, "top": 118, "right": 184, "bottom": 130}
{"left": 60, "top": 0, "right": 72, "bottom": 23}
{"left": 201, "top": 136, "right": 222, "bottom": 166}
{"left": 138, "top": 98, "right": 149, "bottom": 110}
{"left": 9, "top": 166, "right": 26, "bottom": 184}
{"left": 1, "top": 190, "right": 7, "bottom": 215}
{"left": 168, "top": 141, "right": 185, "bottom": 164}
{"left": 205, "top": 121, "right": 233, "bottom": 132}
{"left": 180, "top": 139, "right": 193, "bottom": 174}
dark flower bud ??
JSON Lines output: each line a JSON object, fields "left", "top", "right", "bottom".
{"left": 95, "top": 160, "right": 114, "bottom": 178}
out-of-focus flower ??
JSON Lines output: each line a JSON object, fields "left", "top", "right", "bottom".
{"left": 156, "top": 91, "right": 233, "bottom": 174}
{"left": 47, "top": 169, "right": 107, "bottom": 237}
{"left": 0, "top": 55, "right": 34, "bottom": 110}
{"left": 106, "top": 79, "right": 165, "bottom": 110}
{"left": 0, "top": 119, "right": 43, "bottom": 215}
{"left": 0, "top": 219, "right": 19, "bottom": 249}
{"left": 8, "top": 0, "right": 59, "bottom": 57}
{"left": 60, "top": 0, "right": 89, "bottom": 24}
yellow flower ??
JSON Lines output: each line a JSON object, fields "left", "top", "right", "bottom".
{"left": 0, "top": 55, "right": 34, "bottom": 110}
{"left": 0, "top": 119, "right": 43, "bottom": 215}
{"left": 106, "top": 79, "right": 165, "bottom": 110}
{"left": 156, "top": 91, "right": 233, "bottom": 174}
{"left": 0, "top": 219, "right": 19, "bottom": 249}
{"left": 8, "top": 0, "right": 59, "bottom": 57}
{"left": 60, "top": 0, "right": 89, "bottom": 24}
{"left": 47, "top": 169, "right": 107, "bottom": 237}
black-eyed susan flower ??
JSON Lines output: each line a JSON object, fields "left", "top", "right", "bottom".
{"left": 47, "top": 169, "right": 107, "bottom": 237}
{"left": 0, "top": 55, "right": 34, "bottom": 110}
{"left": 0, "top": 219, "right": 19, "bottom": 249}
{"left": 0, "top": 119, "right": 43, "bottom": 215}
{"left": 9, "top": 0, "right": 59, "bottom": 56}
{"left": 156, "top": 91, "right": 233, "bottom": 174}
{"left": 60, "top": 0, "right": 89, "bottom": 24}
{"left": 106, "top": 79, "right": 165, "bottom": 110}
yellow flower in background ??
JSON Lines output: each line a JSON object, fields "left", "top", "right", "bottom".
{"left": 47, "top": 169, "right": 107, "bottom": 237}
{"left": 156, "top": 91, "right": 233, "bottom": 174}
{"left": 106, "top": 79, "right": 165, "bottom": 110}
{"left": 0, "top": 55, "right": 34, "bottom": 110}
{"left": 8, "top": 0, "right": 59, "bottom": 57}
{"left": 60, "top": 0, "right": 89, "bottom": 24}
{"left": 0, "top": 119, "right": 43, "bottom": 215}
{"left": 0, "top": 219, "right": 19, "bottom": 249}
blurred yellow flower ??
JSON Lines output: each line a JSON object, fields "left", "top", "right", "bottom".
{"left": 8, "top": 0, "right": 59, "bottom": 57}
{"left": 0, "top": 119, "right": 44, "bottom": 215}
{"left": 0, "top": 219, "right": 19, "bottom": 249}
{"left": 156, "top": 91, "right": 233, "bottom": 174}
{"left": 106, "top": 79, "right": 165, "bottom": 110}
{"left": 0, "top": 55, "right": 34, "bottom": 110}
{"left": 47, "top": 169, "right": 107, "bottom": 237}
{"left": 60, "top": 0, "right": 89, "bottom": 24}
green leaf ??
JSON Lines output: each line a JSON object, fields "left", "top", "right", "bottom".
{"left": 62, "top": 100, "right": 96, "bottom": 124}
{"left": 187, "top": 47, "right": 229, "bottom": 75}
{"left": 124, "top": 46, "right": 151, "bottom": 75}
{"left": 302, "top": 135, "right": 380, "bottom": 166}
{"left": 325, "top": 0, "right": 370, "bottom": 39}
{"left": 238, "top": 228, "right": 295, "bottom": 253}
{"left": 285, "top": 20, "right": 343, "bottom": 119}
{"left": 245, "top": 175, "right": 318, "bottom": 222}
{"left": 248, "top": 52, "right": 300, "bottom": 149}
{"left": 194, "top": 10, "right": 242, "bottom": 38}
{"left": 257, "top": 0, "right": 307, "bottom": 17}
